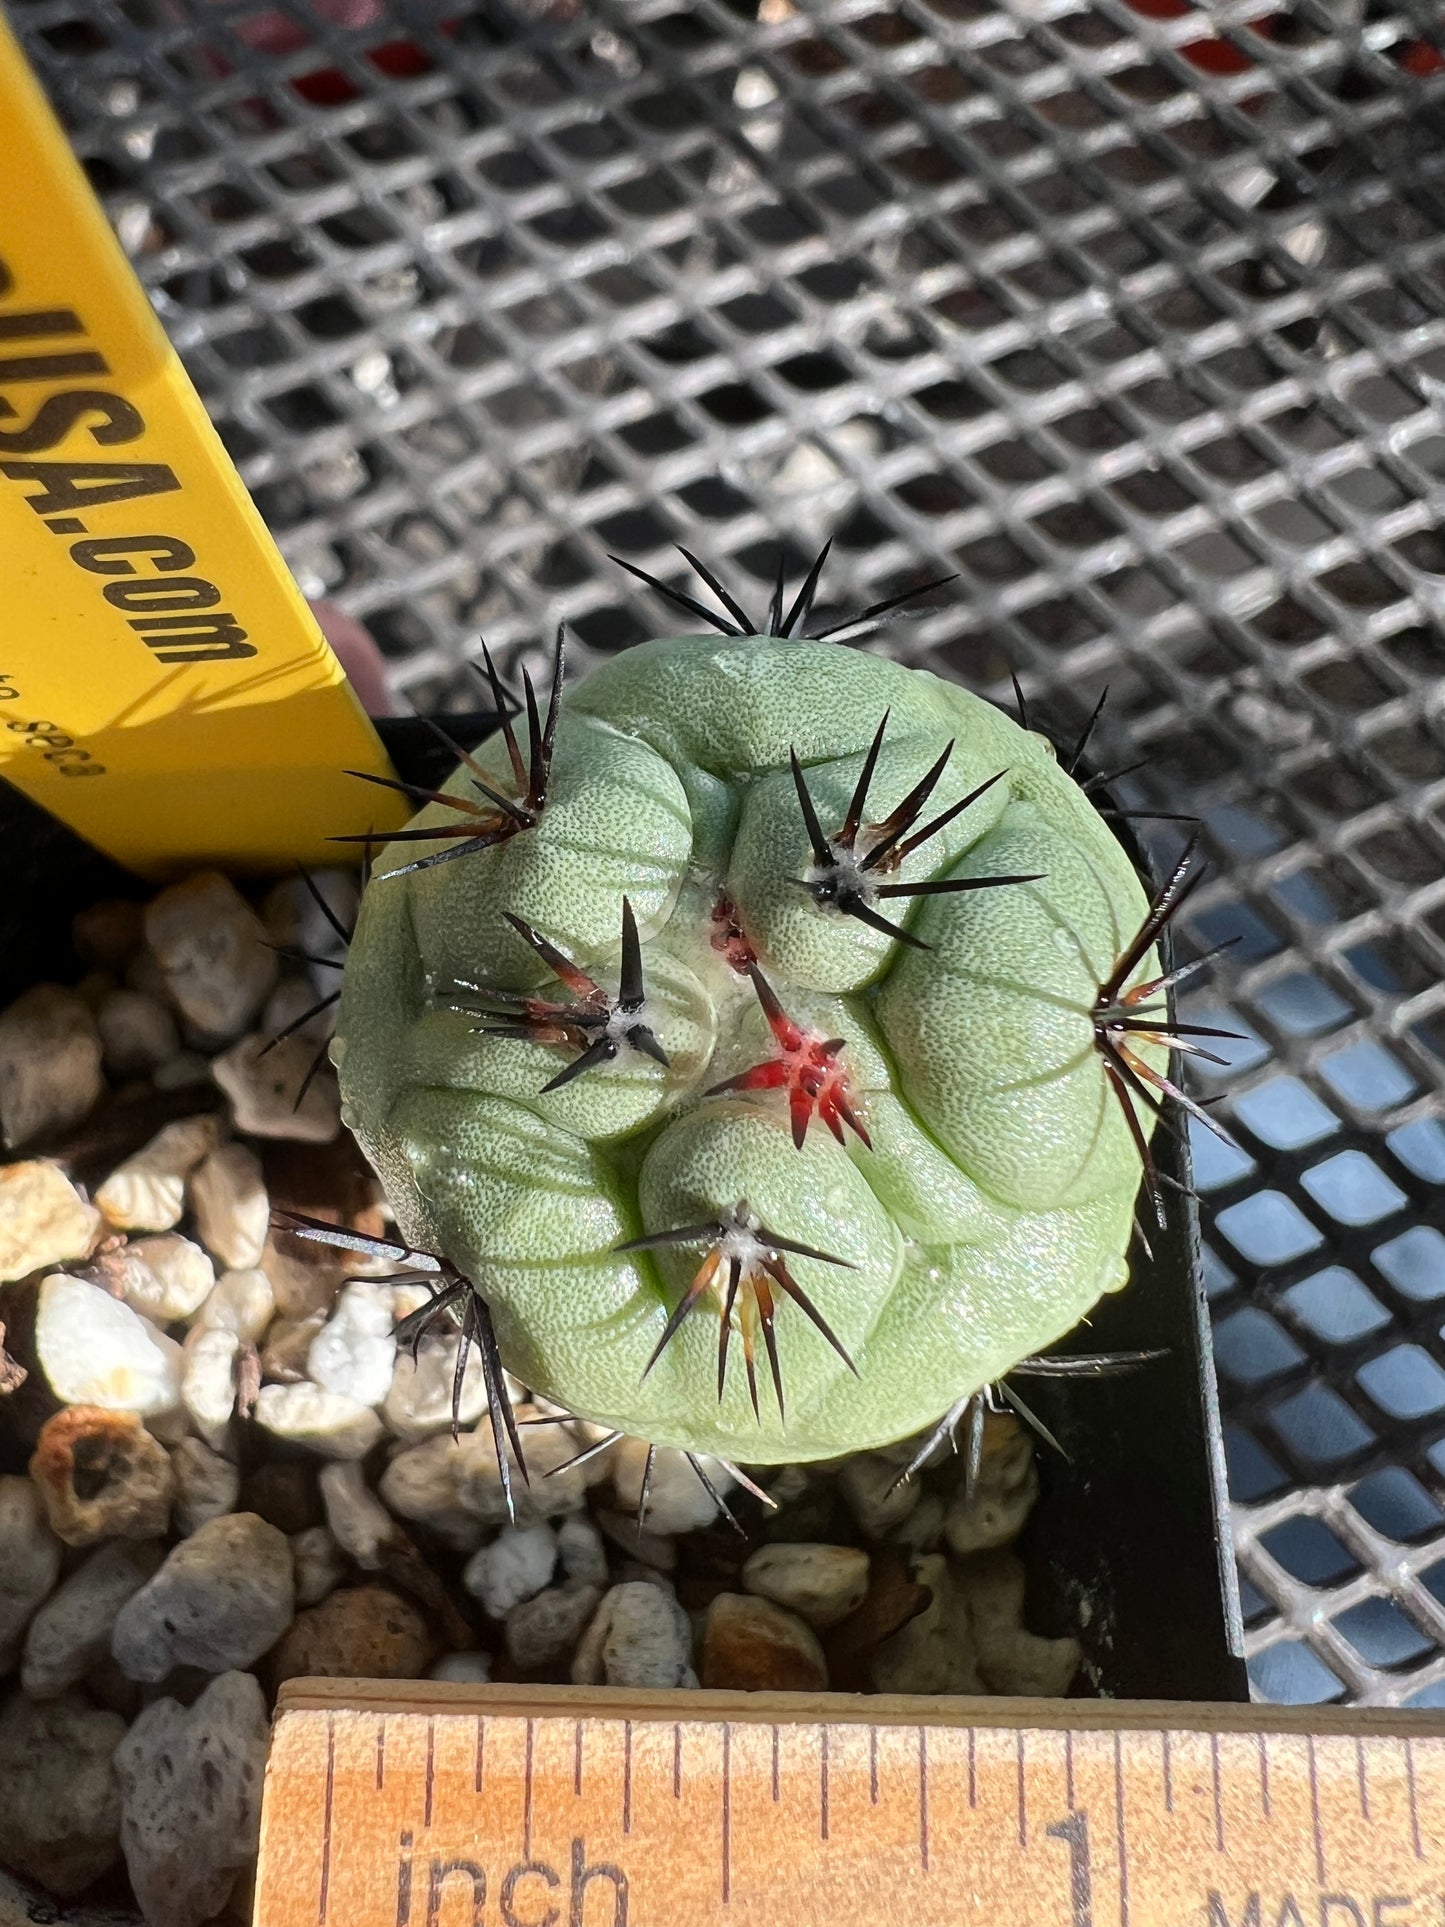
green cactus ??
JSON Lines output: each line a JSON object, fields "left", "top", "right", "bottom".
{"left": 327, "top": 558, "right": 1213, "bottom": 1490}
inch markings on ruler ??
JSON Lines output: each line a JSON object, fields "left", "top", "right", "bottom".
{"left": 256, "top": 1683, "right": 1445, "bottom": 1927}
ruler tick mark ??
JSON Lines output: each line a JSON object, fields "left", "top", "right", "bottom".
{"left": 721, "top": 1724, "right": 732, "bottom": 1904}
{"left": 1018, "top": 1729, "right": 1028, "bottom": 1847}
{"left": 1114, "top": 1730, "right": 1130, "bottom": 1927}
{"left": 474, "top": 1716, "right": 484, "bottom": 1795}
{"left": 1210, "top": 1730, "right": 1224, "bottom": 1852}
{"left": 397, "top": 1830, "right": 413, "bottom": 1927}
{"left": 44, "top": 517, "right": 84, "bottom": 533}
{"left": 919, "top": 1727, "right": 930, "bottom": 1873}
{"left": 771, "top": 1725, "right": 780, "bottom": 1803}
{"left": 1306, "top": 1733, "right": 1325, "bottom": 1887}
{"left": 1405, "top": 1737, "right": 1424, "bottom": 1860}
{"left": 1160, "top": 1731, "right": 1171, "bottom": 1813}
{"left": 318, "top": 1712, "right": 335, "bottom": 1926}
{"left": 262, "top": 1699, "right": 1445, "bottom": 1924}
{"left": 524, "top": 1718, "right": 534, "bottom": 1861}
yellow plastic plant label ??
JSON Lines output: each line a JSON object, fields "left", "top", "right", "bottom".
{"left": 0, "top": 17, "right": 406, "bottom": 876}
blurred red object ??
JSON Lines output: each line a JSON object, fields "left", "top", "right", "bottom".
{"left": 1121, "top": 0, "right": 1265, "bottom": 74}
{"left": 310, "top": 598, "right": 392, "bottom": 718}
{"left": 1122, "top": 0, "right": 1445, "bottom": 82}
{"left": 204, "top": 0, "right": 450, "bottom": 107}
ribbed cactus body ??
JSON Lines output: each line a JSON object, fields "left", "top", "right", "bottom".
{"left": 334, "top": 635, "right": 1160, "bottom": 1462}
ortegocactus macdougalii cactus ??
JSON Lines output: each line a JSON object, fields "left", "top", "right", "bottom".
{"left": 317, "top": 555, "right": 1223, "bottom": 1513}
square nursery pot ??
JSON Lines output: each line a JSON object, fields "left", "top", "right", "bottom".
{"left": 0, "top": 704, "right": 1248, "bottom": 1712}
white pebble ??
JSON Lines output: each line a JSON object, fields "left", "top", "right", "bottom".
{"left": 290, "top": 1526, "right": 348, "bottom": 1606}
{"left": 261, "top": 868, "right": 357, "bottom": 955}
{"left": 261, "top": 1229, "right": 342, "bottom": 1319}
{"left": 870, "top": 1555, "right": 981, "bottom": 1695}
{"left": 428, "top": 1650, "right": 493, "bottom": 1684}
{"left": 741, "top": 1543, "right": 870, "bottom": 1630}
{"left": 556, "top": 1514, "right": 609, "bottom": 1589}
{"left": 106, "top": 1139, "right": 207, "bottom": 1242}
{"left": 260, "top": 1311, "right": 325, "bottom": 1380}
{"left": 319, "top": 1461, "right": 394, "bottom": 1569}
{"left": 212, "top": 1032, "right": 339, "bottom": 1143}
{"left": 891, "top": 1488, "right": 945, "bottom": 1554}
{"left": 613, "top": 1561, "right": 676, "bottom": 1595}
{"left": 144, "top": 872, "right": 278, "bottom": 1043}
{"left": 253, "top": 1381, "right": 385, "bottom": 1459}
{"left": 382, "top": 1333, "right": 488, "bottom": 1441}
{"left": 944, "top": 1420, "right": 1039, "bottom": 1556}
{"left": 85, "top": 1243, "right": 165, "bottom": 1313}
{"left": 0, "top": 1475, "right": 62, "bottom": 1670}
{"left": 596, "top": 1509, "right": 677, "bottom": 1573}
{"left": 457, "top": 1412, "right": 599, "bottom": 1523}
{"left": 188, "top": 1141, "right": 269, "bottom": 1269}
{"left": 181, "top": 1326, "right": 239, "bottom": 1449}
{"left": 377, "top": 1434, "right": 489, "bottom": 1550}
{"left": 190, "top": 1266, "right": 275, "bottom": 1342}
{"left": 0, "top": 1159, "right": 101, "bottom": 1283}
{"left": 964, "top": 1552, "right": 1081, "bottom": 1696}
{"left": 613, "top": 1439, "right": 732, "bottom": 1534}
{"left": 96, "top": 989, "right": 178, "bottom": 1077}
{"left": 96, "top": 1115, "right": 222, "bottom": 1231}
{"left": 0, "top": 985, "right": 104, "bottom": 1151}
{"left": 839, "top": 1453, "right": 920, "bottom": 1538}
{"left": 571, "top": 1581, "right": 695, "bottom": 1689}
{"left": 262, "top": 975, "right": 333, "bottom": 1043}
{"left": 36, "top": 1274, "right": 182, "bottom": 1416}
{"left": 765, "top": 1465, "right": 811, "bottom": 1510}
{"left": 307, "top": 1281, "right": 396, "bottom": 1407}
{"left": 117, "top": 1233, "right": 215, "bottom": 1320}
{"left": 115, "top": 1670, "right": 269, "bottom": 1927}
{"left": 462, "top": 1521, "right": 558, "bottom": 1619}
{"left": 171, "top": 1437, "right": 240, "bottom": 1536}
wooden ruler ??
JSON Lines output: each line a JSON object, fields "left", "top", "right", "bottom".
{"left": 257, "top": 1681, "right": 1445, "bottom": 1926}
{"left": 0, "top": 19, "right": 404, "bottom": 874}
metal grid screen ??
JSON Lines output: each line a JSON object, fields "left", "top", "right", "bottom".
{"left": 11, "top": 0, "right": 1445, "bottom": 1707}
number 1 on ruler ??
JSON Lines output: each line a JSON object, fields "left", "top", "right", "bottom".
{"left": 1048, "top": 1808, "right": 1094, "bottom": 1927}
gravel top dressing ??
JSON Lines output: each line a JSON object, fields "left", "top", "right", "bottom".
{"left": 0, "top": 592, "right": 1219, "bottom": 1922}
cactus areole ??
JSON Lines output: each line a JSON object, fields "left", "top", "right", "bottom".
{"left": 333, "top": 583, "right": 1206, "bottom": 1473}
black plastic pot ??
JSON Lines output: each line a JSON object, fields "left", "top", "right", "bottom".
{"left": 0, "top": 708, "right": 1247, "bottom": 1702}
